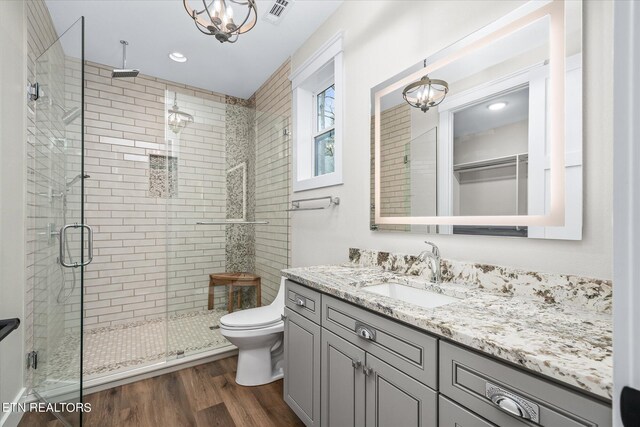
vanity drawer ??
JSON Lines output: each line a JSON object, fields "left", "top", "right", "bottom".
{"left": 439, "top": 342, "right": 612, "bottom": 427}
{"left": 439, "top": 396, "right": 496, "bottom": 427}
{"left": 285, "top": 280, "right": 322, "bottom": 324}
{"left": 322, "top": 295, "right": 438, "bottom": 389}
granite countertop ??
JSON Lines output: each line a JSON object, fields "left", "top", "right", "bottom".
{"left": 281, "top": 263, "right": 612, "bottom": 400}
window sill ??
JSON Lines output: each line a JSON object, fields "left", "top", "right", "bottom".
{"left": 293, "top": 172, "right": 343, "bottom": 193}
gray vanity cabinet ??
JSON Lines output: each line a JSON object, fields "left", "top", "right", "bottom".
{"left": 283, "top": 281, "right": 612, "bottom": 427}
{"left": 365, "top": 354, "right": 438, "bottom": 427}
{"left": 284, "top": 307, "right": 321, "bottom": 427}
{"left": 321, "top": 330, "right": 366, "bottom": 427}
{"left": 439, "top": 396, "right": 496, "bottom": 427}
{"left": 320, "top": 328, "right": 437, "bottom": 427}
{"left": 439, "top": 342, "right": 612, "bottom": 427}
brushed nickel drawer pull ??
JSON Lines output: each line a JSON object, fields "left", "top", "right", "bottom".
{"left": 355, "top": 322, "right": 376, "bottom": 341}
{"left": 295, "top": 296, "right": 306, "bottom": 307}
{"left": 485, "top": 382, "right": 539, "bottom": 423}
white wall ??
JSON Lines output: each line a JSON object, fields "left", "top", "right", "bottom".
{"left": 0, "top": 1, "right": 26, "bottom": 426}
{"left": 612, "top": 1, "right": 640, "bottom": 424}
{"left": 290, "top": 0, "right": 613, "bottom": 279}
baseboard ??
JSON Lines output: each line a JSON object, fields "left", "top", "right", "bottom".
{"left": 0, "top": 387, "right": 27, "bottom": 427}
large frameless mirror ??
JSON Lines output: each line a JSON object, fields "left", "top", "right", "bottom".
{"left": 371, "top": 0, "right": 582, "bottom": 240}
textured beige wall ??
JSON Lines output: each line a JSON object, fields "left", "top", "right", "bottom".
{"left": 373, "top": 103, "right": 412, "bottom": 232}
{"left": 291, "top": 0, "right": 613, "bottom": 280}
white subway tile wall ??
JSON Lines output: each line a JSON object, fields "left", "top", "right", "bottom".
{"left": 254, "top": 60, "right": 292, "bottom": 304}
{"left": 25, "top": 0, "right": 73, "bottom": 389}
{"left": 83, "top": 64, "right": 229, "bottom": 329}
{"left": 370, "top": 103, "right": 412, "bottom": 232}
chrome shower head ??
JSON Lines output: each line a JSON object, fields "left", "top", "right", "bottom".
{"left": 65, "top": 173, "right": 90, "bottom": 190}
{"left": 112, "top": 40, "right": 139, "bottom": 78}
{"left": 111, "top": 69, "right": 140, "bottom": 78}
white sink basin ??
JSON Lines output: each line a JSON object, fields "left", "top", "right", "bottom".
{"left": 363, "top": 283, "right": 461, "bottom": 309}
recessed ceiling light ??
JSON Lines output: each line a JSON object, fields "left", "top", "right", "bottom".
{"left": 487, "top": 102, "right": 507, "bottom": 111}
{"left": 169, "top": 52, "right": 187, "bottom": 63}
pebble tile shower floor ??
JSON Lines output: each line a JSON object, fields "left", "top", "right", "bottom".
{"left": 45, "top": 309, "right": 231, "bottom": 382}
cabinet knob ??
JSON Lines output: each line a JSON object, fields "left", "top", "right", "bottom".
{"left": 351, "top": 359, "right": 362, "bottom": 369}
{"left": 362, "top": 366, "right": 374, "bottom": 376}
{"left": 295, "top": 296, "right": 306, "bottom": 307}
{"left": 280, "top": 314, "right": 287, "bottom": 321}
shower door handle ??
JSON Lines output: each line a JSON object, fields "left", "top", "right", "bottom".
{"left": 59, "top": 223, "right": 94, "bottom": 268}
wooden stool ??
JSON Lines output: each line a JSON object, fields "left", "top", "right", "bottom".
{"left": 208, "top": 272, "right": 261, "bottom": 312}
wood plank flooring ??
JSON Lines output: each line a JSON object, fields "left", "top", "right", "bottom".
{"left": 18, "top": 356, "right": 304, "bottom": 427}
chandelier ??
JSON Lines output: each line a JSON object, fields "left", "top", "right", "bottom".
{"left": 183, "top": 0, "right": 258, "bottom": 43}
{"left": 168, "top": 93, "right": 194, "bottom": 135}
{"left": 403, "top": 61, "right": 449, "bottom": 113}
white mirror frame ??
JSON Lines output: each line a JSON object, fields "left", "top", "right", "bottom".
{"left": 374, "top": 0, "right": 566, "bottom": 227}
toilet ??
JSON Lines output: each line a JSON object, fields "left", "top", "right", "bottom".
{"left": 219, "top": 277, "right": 286, "bottom": 386}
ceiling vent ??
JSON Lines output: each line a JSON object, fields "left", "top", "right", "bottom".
{"left": 263, "top": 0, "right": 292, "bottom": 25}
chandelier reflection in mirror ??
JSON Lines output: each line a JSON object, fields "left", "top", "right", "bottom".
{"left": 183, "top": 0, "right": 258, "bottom": 43}
{"left": 168, "top": 93, "right": 194, "bottom": 135}
{"left": 403, "top": 61, "right": 449, "bottom": 113}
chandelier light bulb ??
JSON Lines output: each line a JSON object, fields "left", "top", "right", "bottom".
{"left": 184, "top": 0, "right": 257, "bottom": 43}
{"left": 402, "top": 74, "right": 449, "bottom": 113}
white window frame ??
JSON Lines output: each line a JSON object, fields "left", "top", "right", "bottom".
{"left": 312, "top": 81, "right": 336, "bottom": 176}
{"left": 291, "top": 32, "right": 344, "bottom": 192}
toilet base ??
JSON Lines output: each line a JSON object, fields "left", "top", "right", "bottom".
{"left": 235, "top": 343, "right": 284, "bottom": 386}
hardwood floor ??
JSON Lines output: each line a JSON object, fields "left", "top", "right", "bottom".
{"left": 19, "top": 357, "right": 304, "bottom": 427}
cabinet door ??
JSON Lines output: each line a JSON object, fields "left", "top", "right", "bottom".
{"left": 321, "top": 329, "right": 366, "bottom": 427}
{"left": 284, "top": 307, "right": 321, "bottom": 427}
{"left": 439, "top": 396, "right": 497, "bottom": 427}
{"left": 365, "top": 354, "right": 437, "bottom": 427}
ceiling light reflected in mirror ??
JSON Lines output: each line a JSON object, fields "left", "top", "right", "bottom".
{"left": 169, "top": 52, "right": 187, "bottom": 63}
{"left": 488, "top": 102, "right": 507, "bottom": 111}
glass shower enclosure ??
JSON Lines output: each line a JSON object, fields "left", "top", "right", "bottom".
{"left": 26, "top": 13, "right": 290, "bottom": 424}
{"left": 30, "top": 17, "right": 85, "bottom": 427}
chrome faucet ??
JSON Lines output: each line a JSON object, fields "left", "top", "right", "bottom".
{"left": 417, "top": 241, "right": 441, "bottom": 284}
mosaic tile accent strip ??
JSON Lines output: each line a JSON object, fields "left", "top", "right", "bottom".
{"left": 149, "top": 154, "right": 178, "bottom": 198}
{"left": 225, "top": 102, "right": 256, "bottom": 275}
{"left": 44, "top": 310, "right": 231, "bottom": 383}
{"left": 348, "top": 248, "right": 612, "bottom": 313}
{"left": 225, "top": 94, "right": 255, "bottom": 108}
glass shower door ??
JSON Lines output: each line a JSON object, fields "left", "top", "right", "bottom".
{"left": 31, "top": 17, "right": 85, "bottom": 427}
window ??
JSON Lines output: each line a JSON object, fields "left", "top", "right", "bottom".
{"left": 314, "top": 84, "right": 335, "bottom": 176}
{"left": 291, "top": 33, "right": 343, "bottom": 192}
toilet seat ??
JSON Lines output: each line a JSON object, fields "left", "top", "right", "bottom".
{"left": 220, "top": 304, "right": 281, "bottom": 330}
